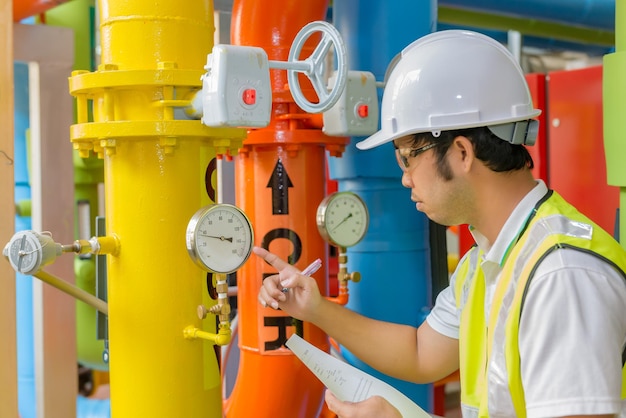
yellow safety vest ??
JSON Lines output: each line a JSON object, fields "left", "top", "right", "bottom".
{"left": 454, "top": 190, "right": 626, "bottom": 417}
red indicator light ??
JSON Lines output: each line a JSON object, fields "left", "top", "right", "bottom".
{"left": 242, "top": 88, "right": 256, "bottom": 105}
{"left": 357, "top": 104, "right": 368, "bottom": 118}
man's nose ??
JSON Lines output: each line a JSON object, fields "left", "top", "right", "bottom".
{"left": 400, "top": 170, "right": 413, "bottom": 188}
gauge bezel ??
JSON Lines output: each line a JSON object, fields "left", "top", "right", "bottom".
{"left": 186, "top": 204, "right": 254, "bottom": 274}
{"left": 316, "top": 191, "right": 369, "bottom": 248}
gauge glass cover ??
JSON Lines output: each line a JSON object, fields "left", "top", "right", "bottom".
{"left": 317, "top": 192, "right": 368, "bottom": 247}
{"left": 186, "top": 204, "right": 254, "bottom": 274}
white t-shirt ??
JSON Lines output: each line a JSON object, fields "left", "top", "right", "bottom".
{"left": 427, "top": 180, "right": 626, "bottom": 418}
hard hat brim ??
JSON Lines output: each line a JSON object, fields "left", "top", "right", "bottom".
{"left": 356, "top": 129, "right": 403, "bottom": 150}
{"left": 356, "top": 109, "right": 542, "bottom": 151}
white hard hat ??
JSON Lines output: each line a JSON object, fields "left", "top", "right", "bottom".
{"left": 356, "top": 30, "right": 541, "bottom": 150}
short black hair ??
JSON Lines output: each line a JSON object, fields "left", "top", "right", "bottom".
{"left": 410, "top": 126, "right": 534, "bottom": 177}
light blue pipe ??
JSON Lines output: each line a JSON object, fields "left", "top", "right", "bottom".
{"left": 331, "top": 0, "right": 436, "bottom": 412}
{"left": 76, "top": 396, "right": 111, "bottom": 417}
{"left": 439, "top": 0, "right": 615, "bottom": 31}
{"left": 15, "top": 61, "right": 36, "bottom": 418}
{"left": 15, "top": 213, "right": 35, "bottom": 418}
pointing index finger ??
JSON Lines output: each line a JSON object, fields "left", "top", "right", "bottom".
{"left": 253, "top": 246, "right": 293, "bottom": 272}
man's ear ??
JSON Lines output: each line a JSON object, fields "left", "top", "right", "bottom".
{"left": 452, "top": 135, "right": 475, "bottom": 171}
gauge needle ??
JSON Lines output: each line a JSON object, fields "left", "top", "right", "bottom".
{"left": 331, "top": 213, "right": 352, "bottom": 232}
{"left": 200, "top": 234, "right": 233, "bottom": 242}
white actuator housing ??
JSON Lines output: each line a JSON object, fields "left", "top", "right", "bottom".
{"left": 323, "top": 70, "right": 379, "bottom": 137}
{"left": 200, "top": 45, "right": 272, "bottom": 128}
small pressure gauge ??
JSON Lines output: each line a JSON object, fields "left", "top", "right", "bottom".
{"left": 3, "top": 230, "right": 61, "bottom": 275}
{"left": 186, "top": 204, "right": 254, "bottom": 274}
{"left": 316, "top": 191, "right": 369, "bottom": 248}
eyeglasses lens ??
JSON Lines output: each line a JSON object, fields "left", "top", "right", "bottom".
{"left": 395, "top": 142, "right": 436, "bottom": 171}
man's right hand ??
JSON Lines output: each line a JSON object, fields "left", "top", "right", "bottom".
{"left": 254, "top": 246, "right": 323, "bottom": 322}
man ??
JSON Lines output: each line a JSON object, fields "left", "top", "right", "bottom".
{"left": 255, "top": 30, "right": 626, "bottom": 417}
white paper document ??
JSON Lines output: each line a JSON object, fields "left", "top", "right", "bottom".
{"left": 285, "top": 334, "right": 432, "bottom": 418}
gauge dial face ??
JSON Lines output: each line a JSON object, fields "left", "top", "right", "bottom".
{"left": 316, "top": 191, "right": 369, "bottom": 248}
{"left": 6, "top": 231, "right": 42, "bottom": 275}
{"left": 186, "top": 204, "right": 254, "bottom": 274}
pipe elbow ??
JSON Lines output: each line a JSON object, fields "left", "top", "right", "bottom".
{"left": 214, "top": 328, "right": 232, "bottom": 346}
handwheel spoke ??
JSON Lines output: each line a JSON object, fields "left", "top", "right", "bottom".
{"left": 310, "top": 72, "right": 329, "bottom": 102}
{"left": 308, "top": 34, "right": 334, "bottom": 71}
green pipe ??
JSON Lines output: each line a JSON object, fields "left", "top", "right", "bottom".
{"left": 46, "top": 0, "right": 108, "bottom": 371}
{"left": 439, "top": 6, "right": 614, "bottom": 46}
{"left": 603, "top": 0, "right": 626, "bottom": 248}
{"left": 618, "top": 1, "right": 626, "bottom": 52}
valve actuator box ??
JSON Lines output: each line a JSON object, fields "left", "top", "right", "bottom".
{"left": 200, "top": 45, "right": 272, "bottom": 128}
{"left": 323, "top": 70, "right": 378, "bottom": 137}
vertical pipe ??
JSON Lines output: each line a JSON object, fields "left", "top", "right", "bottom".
{"left": 14, "top": 62, "right": 36, "bottom": 418}
{"left": 69, "top": 0, "right": 245, "bottom": 416}
{"left": 604, "top": 0, "right": 626, "bottom": 245}
{"left": 228, "top": 1, "right": 348, "bottom": 417}
{"left": 46, "top": 0, "right": 108, "bottom": 373}
{"left": 100, "top": 1, "right": 217, "bottom": 415}
{"left": 332, "top": 0, "right": 436, "bottom": 411}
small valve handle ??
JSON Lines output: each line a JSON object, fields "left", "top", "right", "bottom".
{"left": 348, "top": 271, "right": 361, "bottom": 283}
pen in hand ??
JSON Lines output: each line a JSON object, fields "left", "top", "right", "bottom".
{"left": 282, "top": 258, "right": 322, "bottom": 293}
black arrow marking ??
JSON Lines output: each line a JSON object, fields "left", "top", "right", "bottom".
{"left": 267, "top": 159, "right": 293, "bottom": 215}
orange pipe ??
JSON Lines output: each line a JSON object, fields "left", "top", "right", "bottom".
{"left": 13, "top": 0, "right": 72, "bottom": 21}
{"left": 232, "top": 0, "right": 326, "bottom": 108}
{"left": 326, "top": 283, "right": 349, "bottom": 305}
{"left": 227, "top": 1, "right": 348, "bottom": 417}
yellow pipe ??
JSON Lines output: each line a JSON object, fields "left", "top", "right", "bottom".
{"left": 183, "top": 325, "right": 232, "bottom": 346}
{"left": 33, "top": 270, "right": 108, "bottom": 315}
{"left": 67, "top": 0, "right": 245, "bottom": 416}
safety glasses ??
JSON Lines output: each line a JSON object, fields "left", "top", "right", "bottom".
{"left": 394, "top": 142, "right": 437, "bottom": 171}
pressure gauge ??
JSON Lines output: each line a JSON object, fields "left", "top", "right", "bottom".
{"left": 186, "top": 204, "right": 254, "bottom": 274}
{"left": 316, "top": 191, "right": 369, "bottom": 248}
{"left": 3, "top": 230, "right": 61, "bottom": 275}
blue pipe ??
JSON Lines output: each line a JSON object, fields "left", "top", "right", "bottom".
{"left": 331, "top": 0, "right": 436, "bottom": 412}
{"left": 437, "top": 23, "right": 614, "bottom": 56}
{"left": 439, "top": 0, "right": 615, "bottom": 31}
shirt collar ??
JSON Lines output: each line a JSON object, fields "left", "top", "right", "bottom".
{"left": 470, "top": 179, "right": 548, "bottom": 266}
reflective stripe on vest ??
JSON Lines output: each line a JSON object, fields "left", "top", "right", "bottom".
{"left": 455, "top": 191, "right": 626, "bottom": 417}
{"left": 455, "top": 246, "right": 481, "bottom": 309}
{"left": 489, "top": 214, "right": 592, "bottom": 417}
